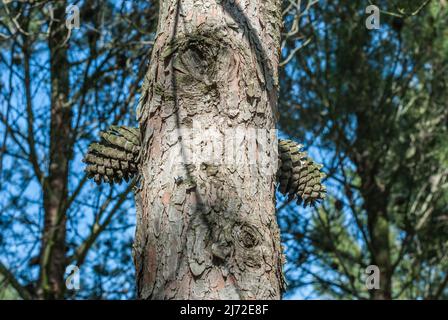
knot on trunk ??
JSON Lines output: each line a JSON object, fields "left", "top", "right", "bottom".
{"left": 162, "top": 27, "right": 236, "bottom": 102}
{"left": 235, "top": 223, "right": 261, "bottom": 249}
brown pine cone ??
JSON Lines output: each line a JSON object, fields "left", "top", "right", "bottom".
{"left": 278, "top": 139, "right": 326, "bottom": 207}
{"left": 83, "top": 126, "right": 140, "bottom": 185}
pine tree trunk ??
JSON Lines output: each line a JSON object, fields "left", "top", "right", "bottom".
{"left": 365, "top": 186, "right": 392, "bottom": 300}
{"left": 133, "top": 0, "right": 284, "bottom": 299}
{"left": 38, "top": 1, "right": 72, "bottom": 299}
{"left": 355, "top": 113, "right": 392, "bottom": 300}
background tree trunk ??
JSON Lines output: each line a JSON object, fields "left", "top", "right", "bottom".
{"left": 133, "top": 0, "right": 284, "bottom": 299}
{"left": 38, "top": 1, "right": 72, "bottom": 299}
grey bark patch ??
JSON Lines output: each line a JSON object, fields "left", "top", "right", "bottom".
{"left": 211, "top": 243, "right": 232, "bottom": 261}
{"left": 218, "top": 284, "right": 241, "bottom": 300}
{"left": 189, "top": 260, "right": 206, "bottom": 277}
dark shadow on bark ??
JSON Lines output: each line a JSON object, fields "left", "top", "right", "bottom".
{"left": 140, "top": 0, "right": 276, "bottom": 299}
{"left": 165, "top": 0, "right": 245, "bottom": 299}
{"left": 220, "top": 0, "right": 277, "bottom": 116}
{"left": 151, "top": 0, "right": 238, "bottom": 299}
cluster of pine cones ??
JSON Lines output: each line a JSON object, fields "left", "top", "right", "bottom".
{"left": 83, "top": 126, "right": 326, "bottom": 206}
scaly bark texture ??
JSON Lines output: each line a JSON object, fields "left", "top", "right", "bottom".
{"left": 133, "top": 0, "right": 284, "bottom": 299}
{"left": 38, "top": 1, "right": 72, "bottom": 299}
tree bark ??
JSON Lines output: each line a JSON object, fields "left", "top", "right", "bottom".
{"left": 38, "top": 1, "right": 72, "bottom": 299}
{"left": 133, "top": 0, "right": 284, "bottom": 299}
{"left": 355, "top": 112, "right": 392, "bottom": 300}
{"left": 364, "top": 182, "right": 392, "bottom": 300}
